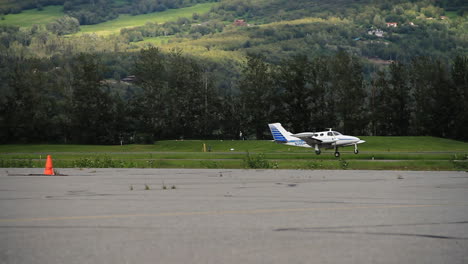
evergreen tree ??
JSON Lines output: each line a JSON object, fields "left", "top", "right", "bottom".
{"left": 372, "top": 70, "right": 392, "bottom": 135}
{"left": 133, "top": 47, "right": 167, "bottom": 141}
{"left": 373, "top": 62, "right": 411, "bottom": 136}
{"left": 408, "top": 57, "right": 453, "bottom": 137}
{"left": 431, "top": 60, "right": 455, "bottom": 138}
{"left": 3, "top": 57, "right": 36, "bottom": 142}
{"left": 1, "top": 57, "right": 54, "bottom": 142}
{"left": 277, "top": 55, "right": 311, "bottom": 132}
{"left": 329, "top": 51, "right": 367, "bottom": 135}
{"left": 308, "top": 56, "right": 334, "bottom": 131}
{"left": 451, "top": 55, "right": 468, "bottom": 140}
{"left": 70, "top": 53, "right": 116, "bottom": 144}
{"left": 166, "top": 49, "right": 211, "bottom": 138}
{"left": 238, "top": 54, "right": 276, "bottom": 139}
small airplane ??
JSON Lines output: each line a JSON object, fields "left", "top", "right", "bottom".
{"left": 268, "top": 123, "right": 365, "bottom": 157}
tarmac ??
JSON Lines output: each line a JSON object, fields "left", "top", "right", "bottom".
{"left": 1, "top": 168, "right": 467, "bottom": 264}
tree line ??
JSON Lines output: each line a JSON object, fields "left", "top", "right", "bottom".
{"left": 0, "top": 48, "right": 466, "bottom": 144}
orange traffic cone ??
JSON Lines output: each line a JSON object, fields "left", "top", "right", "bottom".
{"left": 44, "top": 155, "right": 55, "bottom": 175}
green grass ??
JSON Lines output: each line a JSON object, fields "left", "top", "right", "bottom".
{"left": 0, "top": 3, "right": 214, "bottom": 35}
{"left": 445, "top": 11, "right": 459, "bottom": 20}
{"left": 1, "top": 137, "right": 467, "bottom": 154}
{"left": 0, "top": 137, "right": 467, "bottom": 170}
{"left": 358, "top": 136, "right": 468, "bottom": 152}
{"left": 0, "top": 5, "right": 63, "bottom": 27}
{"left": 4, "top": 157, "right": 457, "bottom": 171}
{"left": 77, "top": 3, "right": 215, "bottom": 36}
{"left": 0, "top": 152, "right": 460, "bottom": 161}
{"left": 345, "top": 160, "right": 456, "bottom": 171}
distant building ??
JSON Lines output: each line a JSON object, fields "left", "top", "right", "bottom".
{"left": 367, "top": 57, "right": 394, "bottom": 65}
{"left": 192, "top": 22, "right": 210, "bottom": 27}
{"left": 386, "top": 22, "right": 398, "bottom": 27}
{"left": 233, "top": 19, "right": 247, "bottom": 26}
{"left": 121, "top": 75, "right": 136, "bottom": 83}
{"left": 368, "top": 29, "right": 384, "bottom": 37}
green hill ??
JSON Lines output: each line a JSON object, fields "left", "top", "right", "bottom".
{"left": 0, "top": 5, "right": 63, "bottom": 27}
{"left": 78, "top": 3, "right": 215, "bottom": 36}
{"left": 0, "top": 0, "right": 466, "bottom": 62}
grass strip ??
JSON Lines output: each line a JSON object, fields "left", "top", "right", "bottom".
{"left": 0, "top": 158, "right": 464, "bottom": 171}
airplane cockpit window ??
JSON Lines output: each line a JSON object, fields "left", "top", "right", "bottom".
{"left": 313, "top": 134, "right": 318, "bottom": 137}
{"left": 327, "top": 132, "right": 333, "bottom": 136}
{"left": 320, "top": 133, "right": 324, "bottom": 136}
{"left": 333, "top": 132, "right": 342, "bottom": 136}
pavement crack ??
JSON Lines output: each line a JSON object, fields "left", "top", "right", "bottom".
{"left": 274, "top": 221, "right": 468, "bottom": 240}
{"left": 318, "top": 230, "right": 468, "bottom": 240}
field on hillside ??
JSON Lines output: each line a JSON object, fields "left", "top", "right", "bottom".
{"left": 0, "top": 5, "right": 63, "bottom": 27}
{"left": 0, "top": 3, "right": 214, "bottom": 35}
{"left": 78, "top": 3, "right": 215, "bottom": 36}
{"left": 1, "top": 137, "right": 467, "bottom": 171}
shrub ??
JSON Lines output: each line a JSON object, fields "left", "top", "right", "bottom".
{"left": 339, "top": 159, "right": 349, "bottom": 170}
{"left": 243, "top": 152, "right": 271, "bottom": 169}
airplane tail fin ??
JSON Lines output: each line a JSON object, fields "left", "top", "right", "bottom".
{"left": 268, "top": 123, "right": 297, "bottom": 143}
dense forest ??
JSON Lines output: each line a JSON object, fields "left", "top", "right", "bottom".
{"left": 0, "top": 48, "right": 467, "bottom": 143}
{"left": 0, "top": 0, "right": 467, "bottom": 143}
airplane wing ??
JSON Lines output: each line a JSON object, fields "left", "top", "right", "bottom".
{"left": 293, "top": 132, "right": 340, "bottom": 146}
{"left": 292, "top": 133, "right": 324, "bottom": 146}
{"left": 340, "top": 140, "right": 366, "bottom": 147}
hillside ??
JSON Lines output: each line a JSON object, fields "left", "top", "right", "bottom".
{"left": 149, "top": 0, "right": 467, "bottom": 63}
{"left": 78, "top": 3, "right": 214, "bottom": 36}
{"left": 0, "top": 5, "right": 63, "bottom": 27}
{"left": 0, "top": 0, "right": 466, "bottom": 63}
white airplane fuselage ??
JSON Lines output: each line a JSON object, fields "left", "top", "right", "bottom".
{"left": 283, "top": 132, "right": 361, "bottom": 148}
{"left": 268, "top": 123, "right": 365, "bottom": 157}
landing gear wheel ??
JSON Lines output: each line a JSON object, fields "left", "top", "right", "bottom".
{"left": 315, "top": 150, "right": 321, "bottom": 155}
{"left": 334, "top": 152, "right": 340, "bottom": 158}
{"left": 354, "top": 149, "right": 359, "bottom": 154}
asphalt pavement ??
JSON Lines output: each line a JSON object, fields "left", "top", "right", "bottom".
{"left": 1, "top": 168, "right": 467, "bottom": 264}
